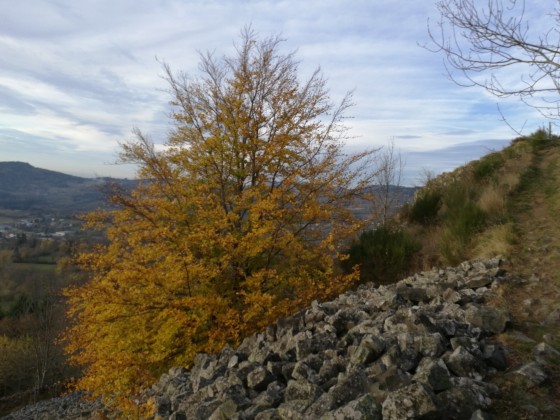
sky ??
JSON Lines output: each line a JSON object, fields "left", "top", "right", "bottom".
{"left": 0, "top": 0, "right": 553, "bottom": 185}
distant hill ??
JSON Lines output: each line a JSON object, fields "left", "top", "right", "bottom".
{"left": 0, "top": 162, "right": 137, "bottom": 216}
{"left": 0, "top": 161, "right": 418, "bottom": 219}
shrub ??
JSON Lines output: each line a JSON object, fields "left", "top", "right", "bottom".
{"left": 344, "top": 225, "right": 420, "bottom": 285}
{"left": 0, "top": 335, "right": 34, "bottom": 397}
{"left": 408, "top": 189, "right": 442, "bottom": 225}
{"left": 448, "top": 200, "right": 486, "bottom": 239}
{"left": 439, "top": 183, "right": 487, "bottom": 264}
{"left": 473, "top": 152, "right": 505, "bottom": 181}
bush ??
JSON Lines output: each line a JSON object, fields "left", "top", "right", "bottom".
{"left": 0, "top": 335, "right": 34, "bottom": 397}
{"left": 439, "top": 183, "right": 487, "bottom": 264}
{"left": 473, "top": 152, "right": 505, "bottom": 181}
{"left": 344, "top": 225, "right": 420, "bottom": 285}
{"left": 409, "top": 190, "right": 442, "bottom": 225}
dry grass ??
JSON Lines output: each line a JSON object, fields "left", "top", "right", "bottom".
{"left": 499, "top": 171, "right": 521, "bottom": 193}
{"left": 472, "top": 222, "right": 515, "bottom": 260}
{"left": 478, "top": 184, "right": 506, "bottom": 220}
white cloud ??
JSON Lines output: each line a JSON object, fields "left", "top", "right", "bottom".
{"left": 0, "top": 0, "right": 552, "bottom": 179}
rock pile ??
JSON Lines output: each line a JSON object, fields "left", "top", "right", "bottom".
{"left": 149, "top": 257, "right": 511, "bottom": 419}
{"left": 1, "top": 392, "right": 104, "bottom": 420}
{"left": 5, "top": 257, "right": 558, "bottom": 419}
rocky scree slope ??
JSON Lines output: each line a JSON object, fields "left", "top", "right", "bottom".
{"left": 5, "top": 257, "right": 559, "bottom": 419}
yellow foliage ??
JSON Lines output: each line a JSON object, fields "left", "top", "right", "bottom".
{"left": 62, "top": 28, "right": 378, "bottom": 412}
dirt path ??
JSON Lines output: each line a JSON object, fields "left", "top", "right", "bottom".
{"left": 491, "top": 144, "right": 560, "bottom": 418}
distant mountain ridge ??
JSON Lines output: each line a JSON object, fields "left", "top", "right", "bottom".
{"left": 0, "top": 162, "right": 417, "bottom": 218}
{"left": 0, "top": 161, "right": 137, "bottom": 216}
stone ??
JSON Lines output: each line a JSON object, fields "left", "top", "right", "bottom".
{"left": 295, "top": 331, "right": 338, "bottom": 360}
{"left": 445, "top": 346, "right": 488, "bottom": 380}
{"left": 322, "top": 394, "right": 382, "bottom": 420}
{"left": 481, "top": 342, "right": 507, "bottom": 371}
{"left": 470, "top": 409, "right": 494, "bottom": 420}
{"left": 514, "top": 362, "right": 548, "bottom": 387}
{"left": 412, "top": 357, "right": 452, "bottom": 391}
{"left": 464, "top": 305, "right": 509, "bottom": 335}
{"left": 307, "top": 369, "right": 369, "bottom": 416}
{"left": 247, "top": 366, "right": 276, "bottom": 392}
{"left": 318, "top": 356, "right": 346, "bottom": 385}
{"left": 284, "top": 379, "right": 323, "bottom": 402}
{"left": 381, "top": 383, "right": 440, "bottom": 419}
{"left": 209, "top": 398, "right": 239, "bottom": 419}
{"left": 451, "top": 336, "right": 481, "bottom": 355}
{"left": 464, "top": 274, "right": 494, "bottom": 289}
{"left": 397, "top": 332, "right": 447, "bottom": 357}
{"left": 396, "top": 285, "right": 429, "bottom": 303}
{"left": 438, "top": 383, "right": 493, "bottom": 419}
{"left": 368, "top": 363, "right": 411, "bottom": 392}
{"left": 533, "top": 342, "right": 560, "bottom": 366}
{"left": 349, "top": 334, "right": 386, "bottom": 366}
{"left": 193, "top": 399, "right": 222, "bottom": 419}
{"left": 253, "top": 409, "right": 282, "bottom": 419}
{"left": 155, "top": 396, "right": 171, "bottom": 418}
{"left": 276, "top": 400, "right": 309, "bottom": 419}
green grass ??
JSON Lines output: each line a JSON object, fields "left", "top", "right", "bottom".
{"left": 10, "top": 262, "right": 57, "bottom": 272}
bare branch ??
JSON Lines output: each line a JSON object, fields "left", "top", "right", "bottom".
{"left": 427, "top": 0, "right": 560, "bottom": 119}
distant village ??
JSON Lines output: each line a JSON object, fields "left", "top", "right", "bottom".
{"left": 0, "top": 215, "right": 82, "bottom": 242}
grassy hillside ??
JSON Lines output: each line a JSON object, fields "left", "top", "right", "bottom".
{"left": 399, "top": 129, "right": 560, "bottom": 418}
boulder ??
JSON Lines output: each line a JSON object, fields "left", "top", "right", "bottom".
{"left": 381, "top": 383, "right": 440, "bottom": 419}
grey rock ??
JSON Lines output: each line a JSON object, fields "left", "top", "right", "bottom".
{"left": 276, "top": 400, "right": 309, "bottom": 419}
{"left": 381, "top": 383, "right": 440, "bottom": 419}
{"left": 396, "top": 285, "right": 429, "bottom": 303}
{"left": 438, "top": 378, "right": 495, "bottom": 420}
{"left": 247, "top": 366, "right": 276, "bottom": 392}
{"left": 209, "top": 398, "right": 239, "bottom": 419}
{"left": 514, "top": 361, "right": 548, "bottom": 387}
{"left": 284, "top": 379, "right": 323, "bottom": 402}
{"left": 367, "top": 363, "right": 411, "bottom": 392}
{"left": 412, "top": 357, "right": 452, "bottom": 391}
{"left": 464, "top": 274, "right": 494, "bottom": 289}
{"left": 470, "top": 409, "right": 494, "bottom": 419}
{"left": 464, "top": 305, "right": 509, "bottom": 335}
{"left": 397, "top": 332, "right": 447, "bottom": 357}
{"left": 451, "top": 336, "right": 481, "bottom": 355}
{"left": 533, "top": 342, "right": 560, "bottom": 366}
{"left": 445, "top": 346, "right": 488, "bottom": 380}
{"left": 322, "top": 394, "right": 382, "bottom": 420}
{"left": 349, "top": 334, "right": 386, "bottom": 366}
{"left": 481, "top": 342, "right": 507, "bottom": 371}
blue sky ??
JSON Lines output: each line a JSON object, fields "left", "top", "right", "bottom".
{"left": 0, "top": 0, "right": 551, "bottom": 185}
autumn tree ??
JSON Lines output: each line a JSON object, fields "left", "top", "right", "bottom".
{"left": 63, "top": 29, "right": 379, "bottom": 411}
{"left": 429, "top": 0, "right": 560, "bottom": 120}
